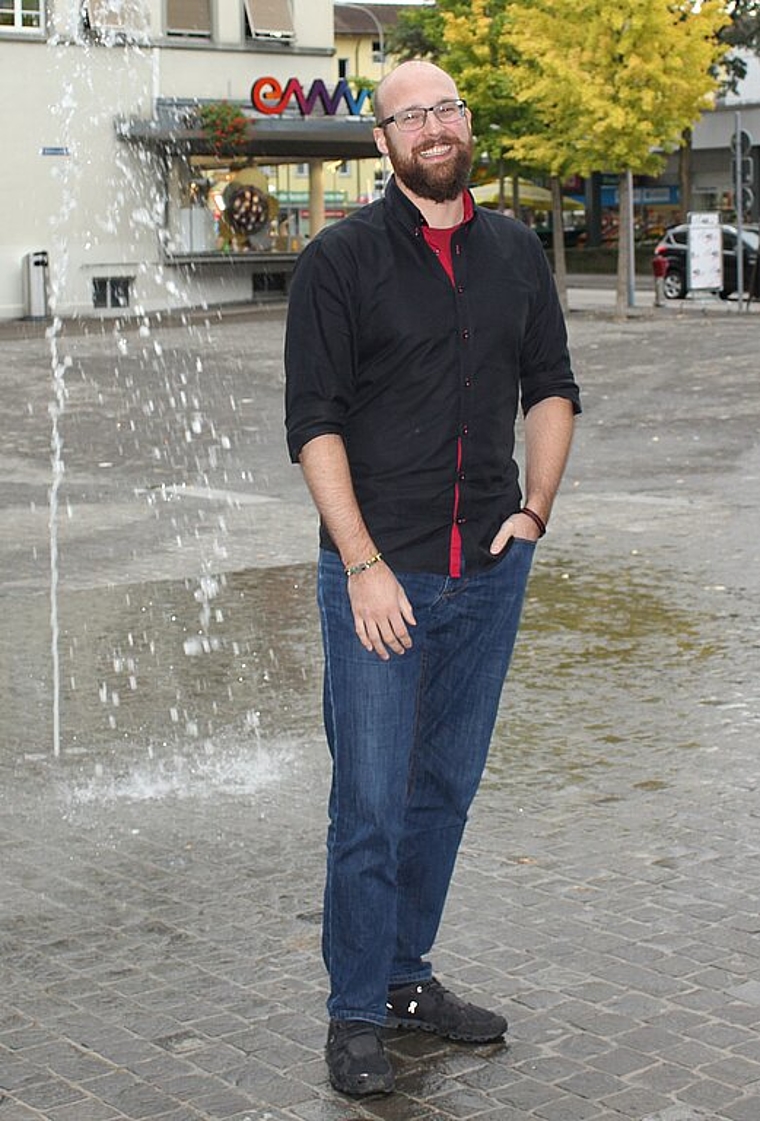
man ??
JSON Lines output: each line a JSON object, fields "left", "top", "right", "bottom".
{"left": 284, "top": 60, "right": 580, "bottom": 1098}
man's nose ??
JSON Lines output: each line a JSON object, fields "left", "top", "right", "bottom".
{"left": 420, "top": 111, "right": 445, "bottom": 136}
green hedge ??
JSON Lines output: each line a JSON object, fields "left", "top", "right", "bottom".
{"left": 544, "top": 245, "right": 655, "bottom": 274}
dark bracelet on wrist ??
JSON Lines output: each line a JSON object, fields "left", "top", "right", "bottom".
{"left": 520, "top": 506, "right": 547, "bottom": 537}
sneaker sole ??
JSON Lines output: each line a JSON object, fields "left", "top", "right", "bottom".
{"left": 328, "top": 1071, "right": 395, "bottom": 1097}
{"left": 386, "top": 1015, "right": 506, "bottom": 1043}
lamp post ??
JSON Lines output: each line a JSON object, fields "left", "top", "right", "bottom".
{"left": 489, "top": 124, "right": 506, "bottom": 215}
{"left": 341, "top": 3, "right": 386, "bottom": 78}
{"left": 340, "top": 3, "right": 387, "bottom": 195}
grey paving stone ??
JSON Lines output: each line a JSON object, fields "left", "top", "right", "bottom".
{"left": 555, "top": 1069, "right": 626, "bottom": 1099}
{"left": 491, "top": 1075, "right": 563, "bottom": 1110}
{"left": 677, "top": 1077, "right": 747, "bottom": 1113}
{"left": 3, "top": 309, "right": 760, "bottom": 1120}
{"left": 641, "top": 1107, "right": 707, "bottom": 1121}
{"left": 0, "top": 1099, "right": 50, "bottom": 1120}
{"left": 700, "top": 1054, "right": 760, "bottom": 1089}
{"left": 13, "top": 1080, "right": 88, "bottom": 1111}
{"left": 533, "top": 1093, "right": 610, "bottom": 1119}
{"left": 721, "top": 1098, "right": 760, "bottom": 1121}
{"left": 46, "top": 1099, "right": 124, "bottom": 1121}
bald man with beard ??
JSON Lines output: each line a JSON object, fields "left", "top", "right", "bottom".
{"left": 285, "top": 60, "right": 581, "bottom": 1098}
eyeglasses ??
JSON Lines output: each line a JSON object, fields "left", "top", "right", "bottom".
{"left": 376, "top": 98, "right": 467, "bottom": 133}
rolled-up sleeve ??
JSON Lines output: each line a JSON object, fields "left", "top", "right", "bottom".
{"left": 519, "top": 240, "right": 581, "bottom": 418}
{"left": 284, "top": 239, "right": 357, "bottom": 463}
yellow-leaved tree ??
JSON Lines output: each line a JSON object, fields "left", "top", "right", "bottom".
{"left": 436, "top": 0, "right": 533, "bottom": 217}
{"left": 501, "top": 0, "right": 730, "bottom": 315}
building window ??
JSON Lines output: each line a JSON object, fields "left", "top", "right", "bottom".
{"left": 372, "top": 38, "right": 384, "bottom": 63}
{"left": 243, "top": 0, "right": 294, "bottom": 41}
{"left": 84, "top": 0, "right": 149, "bottom": 39}
{"left": 295, "top": 163, "right": 308, "bottom": 177}
{"left": 338, "top": 57, "right": 349, "bottom": 79}
{"left": 93, "top": 277, "right": 132, "bottom": 309}
{"left": 166, "top": 0, "right": 211, "bottom": 37}
{"left": 0, "top": 0, "right": 43, "bottom": 32}
{"left": 336, "top": 161, "right": 351, "bottom": 178}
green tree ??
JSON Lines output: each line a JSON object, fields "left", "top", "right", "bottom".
{"left": 436, "top": 0, "right": 585, "bottom": 302}
{"left": 384, "top": 2, "right": 447, "bottom": 61}
{"left": 388, "top": 3, "right": 536, "bottom": 227}
{"left": 501, "top": 0, "right": 730, "bottom": 315}
{"left": 722, "top": 0, "right": 760, "bottom": 62}
{"left": 681, "top": 1, "right": 760, "bottom": 214}
{"left": 387, "top": 1, "right": 523, "bottom": 144}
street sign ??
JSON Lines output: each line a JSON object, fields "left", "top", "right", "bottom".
{"left": 687, "top": 211, "right": 723, "bottom": 292}
{"left": 733, "top": 114, "right": 753, "bottom": 310}
{"left": 731, "top": 155, "right": 754, "bottom": 184}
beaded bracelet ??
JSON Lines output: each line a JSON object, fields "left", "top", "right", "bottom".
{"left": 520, "top": 506, "right": 547, "bottom": 537}
{"left": 345, "top": 552, "right": 383, "bottom": 577}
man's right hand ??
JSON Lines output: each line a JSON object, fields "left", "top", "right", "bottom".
{"left": 347, "top": 563, "right": 416, "bottom": 661}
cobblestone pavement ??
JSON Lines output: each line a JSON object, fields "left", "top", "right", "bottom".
{"left": 1, "top": 291, "right": 760, "bottom": 1121}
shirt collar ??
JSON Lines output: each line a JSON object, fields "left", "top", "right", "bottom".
{"left": 384, "top": 175, "right": 477, "bottom": 232}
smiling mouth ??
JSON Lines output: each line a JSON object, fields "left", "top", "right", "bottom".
{"left": 418, "top": 143, "right": 453, "bottom": 160}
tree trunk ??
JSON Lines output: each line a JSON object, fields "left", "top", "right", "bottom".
{"left": 512, "top": 173, "right": 521, "bottom": 220}
{"left": 678, "top": 128, "right": 693, "bottom": 223}
{"left": 615, "top": 170, "right": 631, "bottom": 318}
{"left": 550, "top": 176, "right": 568, "bottom": 313}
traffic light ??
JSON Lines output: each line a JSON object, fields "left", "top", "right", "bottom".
{"left": 730, "top": 129, "right": 754, "bottom": 217}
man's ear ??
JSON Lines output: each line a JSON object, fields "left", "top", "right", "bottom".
{"left": 374, "top": 127, "right": 389, "bottom": 157}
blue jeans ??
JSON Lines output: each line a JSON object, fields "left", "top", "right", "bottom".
{"left": 317, "top": 542, "right": 535, "bottom": 1024}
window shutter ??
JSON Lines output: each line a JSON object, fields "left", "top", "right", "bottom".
{"left": 86, "top": 0, "right": 150, "bottom": 35}
{"left": 166, "top": 0, "right": 211, "bottom": 35}
{"left": 244, "top": 0, "right": 294, "bottom": 40}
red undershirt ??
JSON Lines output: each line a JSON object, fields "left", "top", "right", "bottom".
{"left": 420, "top": 191, "right": 474, "bottom": 577}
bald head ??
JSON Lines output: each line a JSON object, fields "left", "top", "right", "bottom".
{"left": 373, "top": 61, "right": 460, "bottom": 124}
{"left": 372, "top": 60, "right": 472, "bottom": 210}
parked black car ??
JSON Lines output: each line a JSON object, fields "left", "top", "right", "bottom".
{"left": 653, "top": 223, "right": 760, "bottom": 299}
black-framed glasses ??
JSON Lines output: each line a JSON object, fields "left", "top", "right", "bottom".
{"left": 376, "top": 98, "right": 467, "bottom": 133}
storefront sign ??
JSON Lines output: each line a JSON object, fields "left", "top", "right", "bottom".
{"left": 251, "top": 77, "right": 372, "bottom": 118}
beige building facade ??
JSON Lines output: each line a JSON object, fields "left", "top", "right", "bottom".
{"left": 1, "top": 0, "right": 383, "bottom": 319}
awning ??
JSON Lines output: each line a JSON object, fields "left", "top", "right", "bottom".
{"left": 471, "top": 179, "right": 583, "bottom": 210}
{"left": 117, "top": 113, "right": 379, "bottom": 161}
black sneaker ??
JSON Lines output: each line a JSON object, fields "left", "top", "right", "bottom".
{"left": 385, "top": 977, "right": 507, "bottom": 1042}
{"left": 325, "top": 1019, "right": 395, "bottom": 1097}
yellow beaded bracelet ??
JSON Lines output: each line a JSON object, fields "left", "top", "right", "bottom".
{"left": 345, "top": 552, "right": 383, "bottom": 577}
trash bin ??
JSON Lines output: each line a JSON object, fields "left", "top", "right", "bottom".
{"left": 22, "top": 251, "right": 49, "bottom": 319}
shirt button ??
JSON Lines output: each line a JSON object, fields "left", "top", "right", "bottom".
{"left": 464, "top": 379, "right": 472, "bottom": 388}
{"left": 457, "top": 285, "right": 464, "bottom": 293}
{"left": 456, "top": 516, "right": 467, "bottom": 525}
{"left": 461, "top": 329, "right": 469, "bottom": 340}
{"left": 461, "top": 424, "right": 469, "bottom": 435}
{"left": 458, "top": 471, "right": 466, "bottom": 481}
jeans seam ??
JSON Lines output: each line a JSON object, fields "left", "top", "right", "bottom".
{"left": 318, "top": 564, "right": 337, "bottom": 987}
{"left": 407, "top": 648, "right": 427, "bottom": 800}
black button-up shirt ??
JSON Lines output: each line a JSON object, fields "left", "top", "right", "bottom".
{"left": 285, "top": 176, "right": 581, "bottom": 576}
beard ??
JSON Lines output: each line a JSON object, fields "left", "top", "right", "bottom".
{"left": 387, "top": 133, "right": 474, "bottom": 203}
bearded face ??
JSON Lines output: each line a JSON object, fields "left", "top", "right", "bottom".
{"left": 383, "top": 127, "right": 474, "bottom": 204}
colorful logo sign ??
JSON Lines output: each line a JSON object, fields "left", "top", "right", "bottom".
{"left": 251, "top": 77, "right": 372, "bottom": 118}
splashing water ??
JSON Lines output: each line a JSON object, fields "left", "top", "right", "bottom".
{"left": 43, "top": 29, "right": 193, "bottom": 755}
{"left": 46, "top": 69, "right": 80, "bottom": 758}
{"left": 48, "top": 339, "right": 71, "bottom": 757}
{"left": 62, "top": 729, "right": 292, "bottom": 811}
